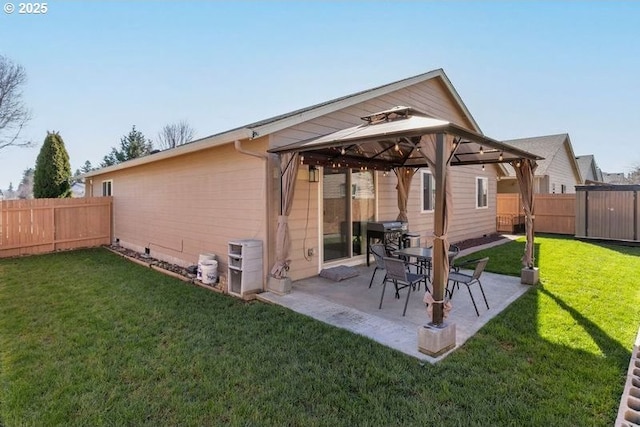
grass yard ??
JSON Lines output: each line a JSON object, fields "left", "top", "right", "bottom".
{"left": 0, "top": 236, "right": 639, "bottom": 426}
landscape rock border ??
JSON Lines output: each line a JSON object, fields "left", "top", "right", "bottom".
{"left": 106, "top": 245, "right": 227, "bottom": 294}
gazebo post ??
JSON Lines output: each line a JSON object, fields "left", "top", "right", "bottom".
{"left": 431, "top": 135, "right": 446, "bottom": 325}
{"left": 418, "top": 133, "right": 456, "bottom": 356}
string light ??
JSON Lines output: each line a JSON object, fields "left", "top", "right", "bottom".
{"left": 498, "top": 152, "right": 503, "bottom": 161}
{"left": 395, "top": 142, "right": 400, "bottom": 151}
{"left": 479, "top": 146, "right": 484, "bottom": 155}
{"left": 300, "top": 155, "right": 304, "bottom": 164}
{"left": 341, "top": 147, "right": 346, "bottom": 155}
{"left": 482, "top": 164, "right": 485, "bottom": 171}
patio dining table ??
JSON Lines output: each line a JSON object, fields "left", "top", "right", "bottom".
{"left": 393, "top": 247, "right": 458, "bottom": 279}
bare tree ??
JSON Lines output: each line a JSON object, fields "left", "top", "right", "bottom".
{"left": 0, "top": 55, "right": 31, "bottom": 151}
{"left": 628, "top": 163, "right": 640, "bottom": 184}
{"left": 156, "top": 121, "right": 195, "bottom": 150}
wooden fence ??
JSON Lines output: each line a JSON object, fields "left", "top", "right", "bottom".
{"left": 497, "top": 193, "right": 576, "bottom": 235}
{"left": 0, "top": 197, "right": 112, "bottom": 258}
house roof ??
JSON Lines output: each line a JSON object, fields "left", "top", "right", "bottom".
{"left": 500, "top": 133, "right": 582, "bottom": 182}
{"left": 85, "top": 69, "right": 480, "bottom": 178}
{"left": 576, "top": 154, "right": 603, "bottom": 182}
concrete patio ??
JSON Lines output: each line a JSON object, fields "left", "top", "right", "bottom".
{"left": 258, "top": 238, "right": 531, "bottom": 363}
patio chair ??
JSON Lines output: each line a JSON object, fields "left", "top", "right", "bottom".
{"left": 379, "top": 256, "right": 430, "bottom": 316}
{"left": 446, "top": 257, "right": 490, "bottom": 316}
{"left": 368, "top": 243, "right": 390, "bottom": 288}
{"left": 448, "top": 244, "right": 460, "bottom": 271}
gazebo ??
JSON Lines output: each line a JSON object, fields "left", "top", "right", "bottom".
{"left": 268, "top": 106, "right": 542, "bottom": 355}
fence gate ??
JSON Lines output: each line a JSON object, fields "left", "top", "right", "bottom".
{"left": 496, "top": 193, "right": 576, "bottom": 235}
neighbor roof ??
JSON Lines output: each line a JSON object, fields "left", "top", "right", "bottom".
{"left": 85, "top": 69, "right": 480, "bottom": 178}
{"left": 501, "top": 134, "right": 582, "bottom": 182}
{"left": 576, "top": 154, "right": 603, "bottom": 182}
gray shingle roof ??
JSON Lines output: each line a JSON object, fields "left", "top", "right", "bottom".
{"left": 576, "top": 155, "right": 598, "bottom": 181}
{"left": 501, "top": 134, "right": 571, "bottom": 177}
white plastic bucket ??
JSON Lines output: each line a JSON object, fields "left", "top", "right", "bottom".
{"left": 199, "top": 260, "right": 218, "bottom": 285}
{"left": 198, "top": 253, "right": 217, "bottom": 264}
{"left": 197, "top": 253, "right": 217, "bottom": 281}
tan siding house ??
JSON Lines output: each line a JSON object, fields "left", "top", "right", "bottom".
{"left": 85, "top": 69, "right": 504, "bottom": 285}
{"left": 498, "top": 134, "right": 582, "bottom": 194}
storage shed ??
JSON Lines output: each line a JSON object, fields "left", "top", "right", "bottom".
{"left": 575, "top": 185, "right": 640, "bottom": 242}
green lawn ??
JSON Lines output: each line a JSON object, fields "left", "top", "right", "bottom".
{"left": 0, "top": 236, "right": 639, "bottom": 426}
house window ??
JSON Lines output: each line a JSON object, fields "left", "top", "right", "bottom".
{"left": 102, "top": 180, "right": 113, "bottom": 196}
{"left": 561, "top": 184, "right": 567, "bottom": 194}
{"left": 421, "top": 171, "right": 435, "bottom": 212}
{"left": 476, "top": 177, "right": 488, "bottom": 208}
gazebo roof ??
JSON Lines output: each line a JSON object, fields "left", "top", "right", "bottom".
{"left": 268, "top": 106, "right": 542, "bottom": 169}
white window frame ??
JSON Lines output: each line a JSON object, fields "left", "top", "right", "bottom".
{"left": 102, "top": 180, "right": 113, "bottom": 196}
{"left": 420, "top": 170, "right": 435, "bottom": 212}
{"left": 476, "top": 176, "right": 488, "bottom": 209}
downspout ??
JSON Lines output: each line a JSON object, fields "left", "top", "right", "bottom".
{"left": 233, "top": 138, "right": 270, "bottom": 289}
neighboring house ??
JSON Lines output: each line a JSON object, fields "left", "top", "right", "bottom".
{"left": 575, "top": 155, "right": 604, "bottom": 184}
{"left": 70, "top": 182, "right": 85, "bottom": 198}
{"left": 602, "top": 172, "right": 627, "bottom": 184}
{"left": 498, "top": 134, "right": 582, "bottom": 194}
{"left": 84, "top": 69, "right": 510, "bottom": 283}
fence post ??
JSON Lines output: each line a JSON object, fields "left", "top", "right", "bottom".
{"left": 634, "top": 191, "right": 638, "bottom": 241}
{"left": 584, "top": 190, "right": 589, "bottom": 238}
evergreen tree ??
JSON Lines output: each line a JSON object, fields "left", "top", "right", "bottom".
{"left": 80, "top": 160, "right": 94, "bottom": 173}
{"left": 101, "top": 125, "right": 153, "bottom": 167}
{"left": 33, "top": 131, "right": 72, "bottom": 198}
{"left": 17, "top": 167, "right": 34, "bottom": 199}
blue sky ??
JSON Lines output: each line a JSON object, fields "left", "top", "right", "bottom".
{"left": 1, "top": 1, "right": 638, "bottom": 190}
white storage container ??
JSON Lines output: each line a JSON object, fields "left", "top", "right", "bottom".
{"left": 228, "top": 239, "right": 263, "bottom": 298}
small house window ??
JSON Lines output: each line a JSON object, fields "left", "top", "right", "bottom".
{"left": 561, "top": 184, "right": 567, "bottom": 194}
{"left": 421, "top": 171, "right": 435, "bottom": 212}
{"left": 476, "top": 177, "right": 488, "bottom": 209}
{"left": 102, "top": 180, "right": 113, "bottom": 196}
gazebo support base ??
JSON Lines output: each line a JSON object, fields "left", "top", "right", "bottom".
{"left": 520, "top": 267, "right": 539, "bottom": 285}
{"left": 267, "top": 276, "right": 292, "bottom": 295}
{"left": 418, "top": 323, "right": 456, "bottom": 357}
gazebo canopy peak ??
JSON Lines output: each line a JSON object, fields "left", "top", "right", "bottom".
{"left": 268, "top": 106, "right": 542, "bottom": 170}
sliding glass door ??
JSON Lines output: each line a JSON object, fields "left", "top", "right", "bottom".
{"left": 322, "top": 168, "right": 375, "bottom": 262}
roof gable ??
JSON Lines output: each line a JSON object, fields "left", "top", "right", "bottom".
{"left": 86, "top": 69, "right": 482, "bottom": 177}
{"left": 576, "top": 155, "right": 600, "bottom": 182}
{"left": 247, "top": 68, "right": 481, "bottom": 138}
{"left": 501, "top": 134, "right": 582, "bottom": 182}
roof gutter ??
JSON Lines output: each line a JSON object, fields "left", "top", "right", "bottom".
{"left": 84, "top": 127, "right": 255, "bottom": 178}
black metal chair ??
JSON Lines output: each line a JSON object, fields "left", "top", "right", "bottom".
{"left": 380, "top": 256, "right": 430, "bottom": 316}
{"left": 446, "top": 257, "right": 490, "bottom": 316}
{"left": 448, "top": 244, "right": 460, "bottom": 271}
{"left": 368, "top": 243, "right": 390, "bottom": 288}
